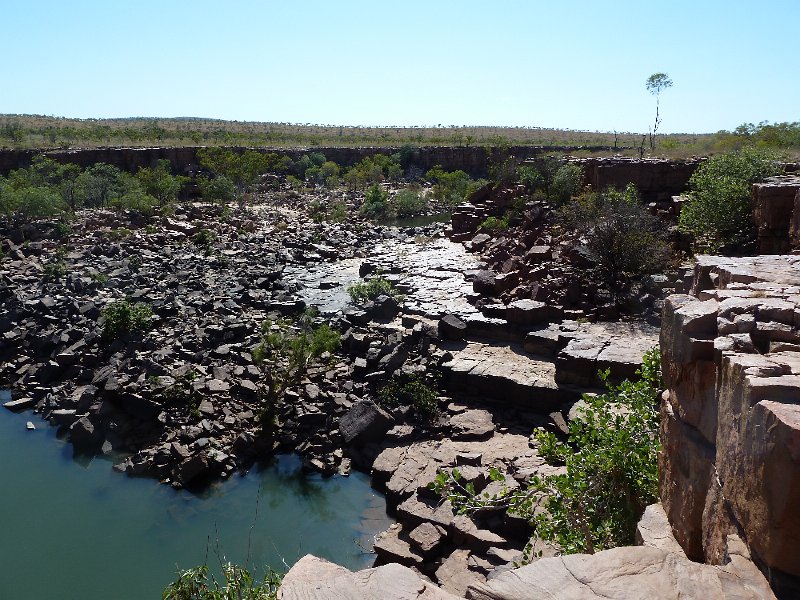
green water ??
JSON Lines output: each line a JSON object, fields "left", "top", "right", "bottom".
{"left": 0, "top": 390, "right": 392, "bottom": 599}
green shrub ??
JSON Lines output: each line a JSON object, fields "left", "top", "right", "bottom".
{"left": 516, "top": 165, "right": 545, "bottom": 192}
{"left": 379, "top": 374, "right": 439, "bottom": 420}
{"left": 162, "top": 563, "right": 281, "bottom": 600}
{"left": 360, "top": 184, "right": 388, "bottom": 218}
{"left": 549, "top": 163, "right": 584, "bottom": 205}
{"left": 426, "top": 166, "right": 485, "bottom": 206}
{"left": 197, "top": 174, "right": 236, "bottom": 203}
{"left": 480, "top": 215, "right": 509, "bottom": 232}
{"left": 136, "top": 159, "right": 188, "bottom": 206}
{"left": 192, "top": 228, "right": 216, "bottom": 251}
{"left": 347, "top": 273, "right": 401, "bottom": 304}
{"left": 392, "top": 188, "right": 427, "bottom": 217}
{"left": 431, "top": 348, "right": 662, "bottom": 558}
{"left": 678, "top": 147, "right": 782, "bottom": 252}
{"left": 252, "top": 309, "right": 340, "bottom": 426}
{"left": 101, "top": 298, "right": 153, "bottom": 340}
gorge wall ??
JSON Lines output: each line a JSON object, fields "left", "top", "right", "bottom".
{"left": 660, "top": 255, "right": 800, "bottom": 596}
{"left": 0, "top": 146, "right": 702, "bottom": 199}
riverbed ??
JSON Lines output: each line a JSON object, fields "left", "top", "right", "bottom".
{"left": 0, "top": 390, "right": 392, "bottom": 600}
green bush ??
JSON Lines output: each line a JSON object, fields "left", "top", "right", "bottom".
{"left": 136, "top": 159, "right": 188, "bottom": 206}
{"left": 198, "top": 174, "right": 236, "bottom": 203}
{"left": 431, "top": 348, "right": 662, "bottom": 558}
{"left": 426, "top": 166, "right": 486, "bottom": 206}
{"left": 360, "top": 184, "right": 388, "bottom": 218}
{"left": 252, "top": 309, "right": 340, "bottom": 426}
{"left": 549, "top": 162, "right": 584, "bottom": 205}
{"left": 480, "top": 215, "right": 509, "bottom": 232}
{"left": 192, "top": 228, "right": 216, "bottom": 251}
{"left": 391, "top": 188, "right": 427, "bottom": 217}
{"left": 162, "top": 563, "right": 281, "bottom": 600}
{"left": 101, "top": 298, "right": 153, "bottom": 340}
{"left": 379, "top": 374, "right": 439, "bottom": 420}
{"left": 347, "top": 273, "right": 401, "bottom": 304}
{"left": 678, "top": 147, "right": 782, "bottom": 252}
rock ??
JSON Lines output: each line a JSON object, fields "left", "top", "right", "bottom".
{"left": 465, "top": 540, "right": 776, "bottom": 600}
{"left": 26, "top": 421, "right": 35, "bottom": 430}
{"left": 436, "top": 549, "right": 485, "bottom": 597}
{"left": 450, "top": 410, "right": 495, "bottom": 440}
{"left": 178, "top": 453, "right": 208, "bottom": 484}
{"left": 451, "top": 515, "right": 508, "bottom": 551}
{"left": 3, "top": 397, "right": 37, "bottom": 412}
{"left": 473, "top": 270, "right": 497, "bottom": 296}
{"left": 373, "top": 524, "right": 424, "bottom": 568}
{"left": 279, "top": 554, "right": 461, "bottom": 600}
{"left": 439, "top": 314, "right": 468, "bottom": 341}
{"left": 70, "top": 417, "right": 102, "bottom": 451}
{"left": 635, "top": 503, "right": 687, "bottom": 558}
{"left": 339, "top": 400, "right": 394, "bottom": 445}
{"left": 408, "top": 522, "right": 446, "bottom": 556}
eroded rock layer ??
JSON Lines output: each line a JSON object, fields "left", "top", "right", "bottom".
{"left": 660, "top": 254, "right": 800, "bottom": 593}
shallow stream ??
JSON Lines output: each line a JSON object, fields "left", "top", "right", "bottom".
{"left": 0, "top": 390, "right": 392, "bottom": 600}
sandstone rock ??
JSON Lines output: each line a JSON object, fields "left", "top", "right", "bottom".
{"left": 278, "top": 554, "right": 461, "bottom": 600}
{"left": 409, "top": 522, "right": 446, "bottom": 556}
{"left": 373, "top": 524, "right": 424, "bottom": 568}
{"left": 450, "top": 410, "right": 494, "bottom": 440}
{"left": 436, "top": 549, "right": 485, "bottom": 597}
{"left": 465, "top": 541, "right": 776, "bottom": 600}
{"left": 439, "top": 314, "right": 468, "bottom": 341}
{"left": 339, "top": 400, "right": 394, "bottom": 445}
{"left": 635, "top": 503, "right": 686, "bottom": 558}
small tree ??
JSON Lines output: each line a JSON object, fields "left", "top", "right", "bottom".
{"left": 678, "top": 147, "right": 781, "bottom": 252}
{"left": 136, "top": 159, "right": 188, "bottom": 206}
{"left": 646, "top": 73, "right": 673, "bottom": 152}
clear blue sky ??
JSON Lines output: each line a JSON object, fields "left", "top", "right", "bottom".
{"left": 1, "top": 0, "right": 797, "bottom": 134}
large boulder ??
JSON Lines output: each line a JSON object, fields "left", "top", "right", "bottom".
{"left": 278, "top": 554, "right": 460, "bottom": 600}
{"left": 339, "top": 400, "right": 394, "bottom": 445}
{"left": 466, "top": 538, "right": 775, "bottom": 600}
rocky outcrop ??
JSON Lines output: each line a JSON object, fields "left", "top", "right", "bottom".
{"left": 752, "top": 175, "right": 800, "bottom": 254}
{"left": 466, "top": 535, "right": 775, "bottom": 600}
{"left": 660, "top": 255, "right": 800, "bottom": 595}
{"left": 281, "top": 523, "right": 776, "bottom": 600}
{"left": 278, "top": 554, "right": 461, "bottom": 600}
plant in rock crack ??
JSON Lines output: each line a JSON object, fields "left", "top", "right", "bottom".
{"left": 162, "top": 563, "right": 282, "bottom": 600}
{"left": 430, "top": 348, "right": 662, "bottom": 560}
{"left": 101, "top": 298, "right": 153, "bottom": 340}
{"left": 251, "top": 309, "right": 340, "bottom": 428}
{"left": 346, "top": 272, "right": 403, "bottom": 305}
{"left": 379, "top": 373, "right": 439, "bottom": 421}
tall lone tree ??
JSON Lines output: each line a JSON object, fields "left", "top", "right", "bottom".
{"left": 646, "top": 72, "right": 673, "bottom": 152}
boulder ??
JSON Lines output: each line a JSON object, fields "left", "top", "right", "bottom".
{"left": 279, "top": 554, "right": 461, "bottom": 600}
{"left": 466, "top": 539, "right": 776, "bottom": 600}
{"left": 439, "top": 314, "right": 468, "bottom": 341}
{"left": 339, "top": 400, "right": 394, "bottom": 445}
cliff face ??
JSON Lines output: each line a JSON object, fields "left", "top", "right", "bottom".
{"left": 660, "top": 255, "right": 800, "bottom": 593}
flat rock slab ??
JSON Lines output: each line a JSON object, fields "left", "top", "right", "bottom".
{"left": 279, "top": 554, "right": 461, "bottom": 600}
{"left": 450, "top": 409, "right": 495, "bottom": 440}
{"left": 441, "top": 341, "right": 579, "bottom": 411}
{"left": 555, "top": 321, "right": 659, "bottom": 387}
{"left": 465, "top": 542, "right": 776, "bottom": 600}
{"left": 372, "top": 433, "right": 535, "bottom": 500}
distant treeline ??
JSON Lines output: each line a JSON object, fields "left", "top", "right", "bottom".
{"left": 1, "top": 115, "right": 798, "bottom": 159}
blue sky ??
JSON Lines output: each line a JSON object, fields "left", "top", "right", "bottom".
{"left": 1, "top": 1, "right": 797, "bottom": 133}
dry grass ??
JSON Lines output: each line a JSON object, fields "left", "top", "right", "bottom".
{"left": 0, "top": 114, "right": 722, "bottom": 156}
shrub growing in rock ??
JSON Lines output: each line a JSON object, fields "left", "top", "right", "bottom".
{"left": 101, "top": 298, "right": 153, "bottom": 340}
{"left": 163, "top": 563, "right": 281, "bottom": 600}
{"left": 391, "top": 187, "right": 427, "bottom": 217}
{"left": 678, "top": 146, "right": 782, "bottom": 252}
{"left": 431, "top": 348, "right": 662, "bottom": 559}
{"left": 347, "top": 273, "right": 401, "bottom": 304}
{"left": 379, "top": 373, "right": 439, "bottom": 420}
{"left": 359, "top": 184, "right": 388, "bottom": 218}
{"left": 252, "top": 309, "right": 340, "bottom": 426}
